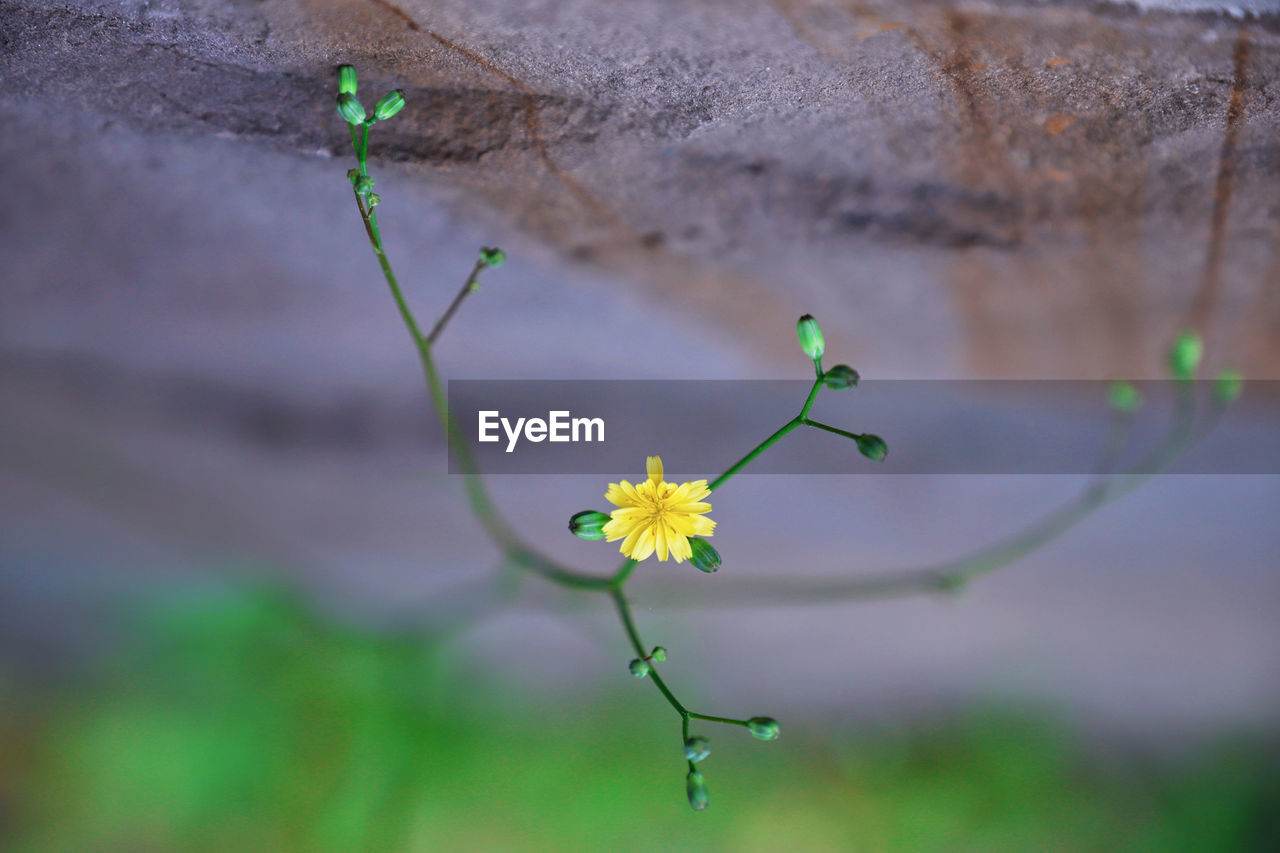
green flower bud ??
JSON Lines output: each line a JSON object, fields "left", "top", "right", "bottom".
{"left": 686, "top": 770, "right": 710, "bottom": 811}
{"left": 568, "top": 510, "right": 610, "bottom": 540}
{"left": 479, "top": 246, "right": 506, "bottom": 267}
{"left": 1214, "top": 368, "right": 1243, "bottom": 406}
{"left": 337, "top": 65, "right": 358, "bottom": 96}
{"left": 855, "top": 434, "right": 888, "bottom": 462}
{"left": 1108, "top": 380, "right": 1141, "bottom": 414}
{"left": 366, "top": 193, "right": 381, "bottom": 209}
{"left": 683, "top": 736, "right": 711, "bottom": 762}
{"left": 823, "top": 364, "right": 859, "bottom": 390}
{"left": 373, "top": 89, "right": 406, "bottom": 121}
{"left": 650, "top": 646, "right": 667, "bottom": 662}
{"left": 353, "top": 174, "right": 375, "bottom": 196}
{"left": 1168, "top": 330, "right": 1203, "bottom": 381}
{"left": 346, "top": 167, "right": 362, "bottom": 185}
{"left": 796, "top": 314, "right": 825, "bottom": 361}
{"left": 629, "top": 658, "right": 651, "bottom": 678}
{"left": 747, "top": 716, "right": 780, "bottom": 741}
{"left": 336, "top": 92, "right": 366, "bottom": 125}
{"left": 688, "top": 538, "right": 721, "bottom": 573}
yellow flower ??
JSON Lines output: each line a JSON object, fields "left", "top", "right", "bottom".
{"left": 603, "top": 456, "right": 715, "bottom": 563}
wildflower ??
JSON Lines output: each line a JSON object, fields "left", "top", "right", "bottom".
{"left": 602, "top": 456, "right": 714, "bottom": 563}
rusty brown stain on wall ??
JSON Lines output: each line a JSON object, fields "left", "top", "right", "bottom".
{"left": 1186, "top": 31, "right": 1251, "bottom": 334}
{"left": 1044, "top": 114, "right": 1076, "bottom": 135}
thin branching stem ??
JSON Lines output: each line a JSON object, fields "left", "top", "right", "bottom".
{"left": 339, "top": 100, "right": 1219, "bottom": 796}
{"left": 426, "top": 258, "right": 486, "bottom": 346}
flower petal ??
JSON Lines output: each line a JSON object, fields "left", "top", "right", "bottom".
{"left": 602, "top": 516, "right": 636, "bottom": 542}
{"left": 691, "top": 516, "right": 716, "bottom": 536}
{"left": 655, "top": 523, "right": 669, "bottom": 561}
{"left": 620, "top": 524, "right": 646, "bottom": 555}
{"left": 631, "top": 527, "right": 656, "bottom": 561}
{"left": 606, "top": 480, "right": 642, "bottom": 507}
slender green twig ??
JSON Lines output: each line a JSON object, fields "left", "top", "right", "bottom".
{"left": 426, "top": 258, "right": 486, "bottom": 346}
{"left": 611, "top": 587, "right": 755, "bottom": 740}
{"left": 349, "top": 174, "right": 612, "bottom": 592}
{"left": 708, "top": 418, "right": 802, "bottom": 492}
{"left": 802, "top": 419, "right": 863, "bottom": 442}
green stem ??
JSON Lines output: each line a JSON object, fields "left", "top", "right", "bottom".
{"left": 687, "top": 712, "right": 749, "bottom": 728}
{"left": 349, "top": 187, "right": 611, "bottom": 592}
{"left": 426, "top": 259, "right": 486, "bottom": 346}
{"left": 802, "top": 418, "right": 862, "bottom": 442}
{"left": 612, "top": 589, "right": 758, "bottom": 731}
{"left": 707, "top": 418, "right": 800, "bottom": 492}
{"left": 609, "top": 558, "right": 639, "bottom": 588}
{"left": 799, "top": 375, "right": 823, "bottom": 418}
{"left": 612, "top": 589, "right": 687, "bottom": 715}
{"left": 707, "top": 377, "right": 822, "bottom": 492}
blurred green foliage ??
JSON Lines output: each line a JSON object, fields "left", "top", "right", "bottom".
{"left": 3, "top": 586, "right": 1277, "bottom": 851}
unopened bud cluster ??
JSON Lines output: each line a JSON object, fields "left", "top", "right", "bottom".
{"left": 335, "top": 65, "right": 408, "bottom": 126}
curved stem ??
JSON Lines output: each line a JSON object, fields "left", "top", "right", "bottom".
{"left": 612, "top": 588, "right": 764, "bottom": 730}
{"left": 350, "top": 188, "right": 611, "bottom": 592}
{"left": 612, "top": 588, "right": 687, "bottom": 715}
